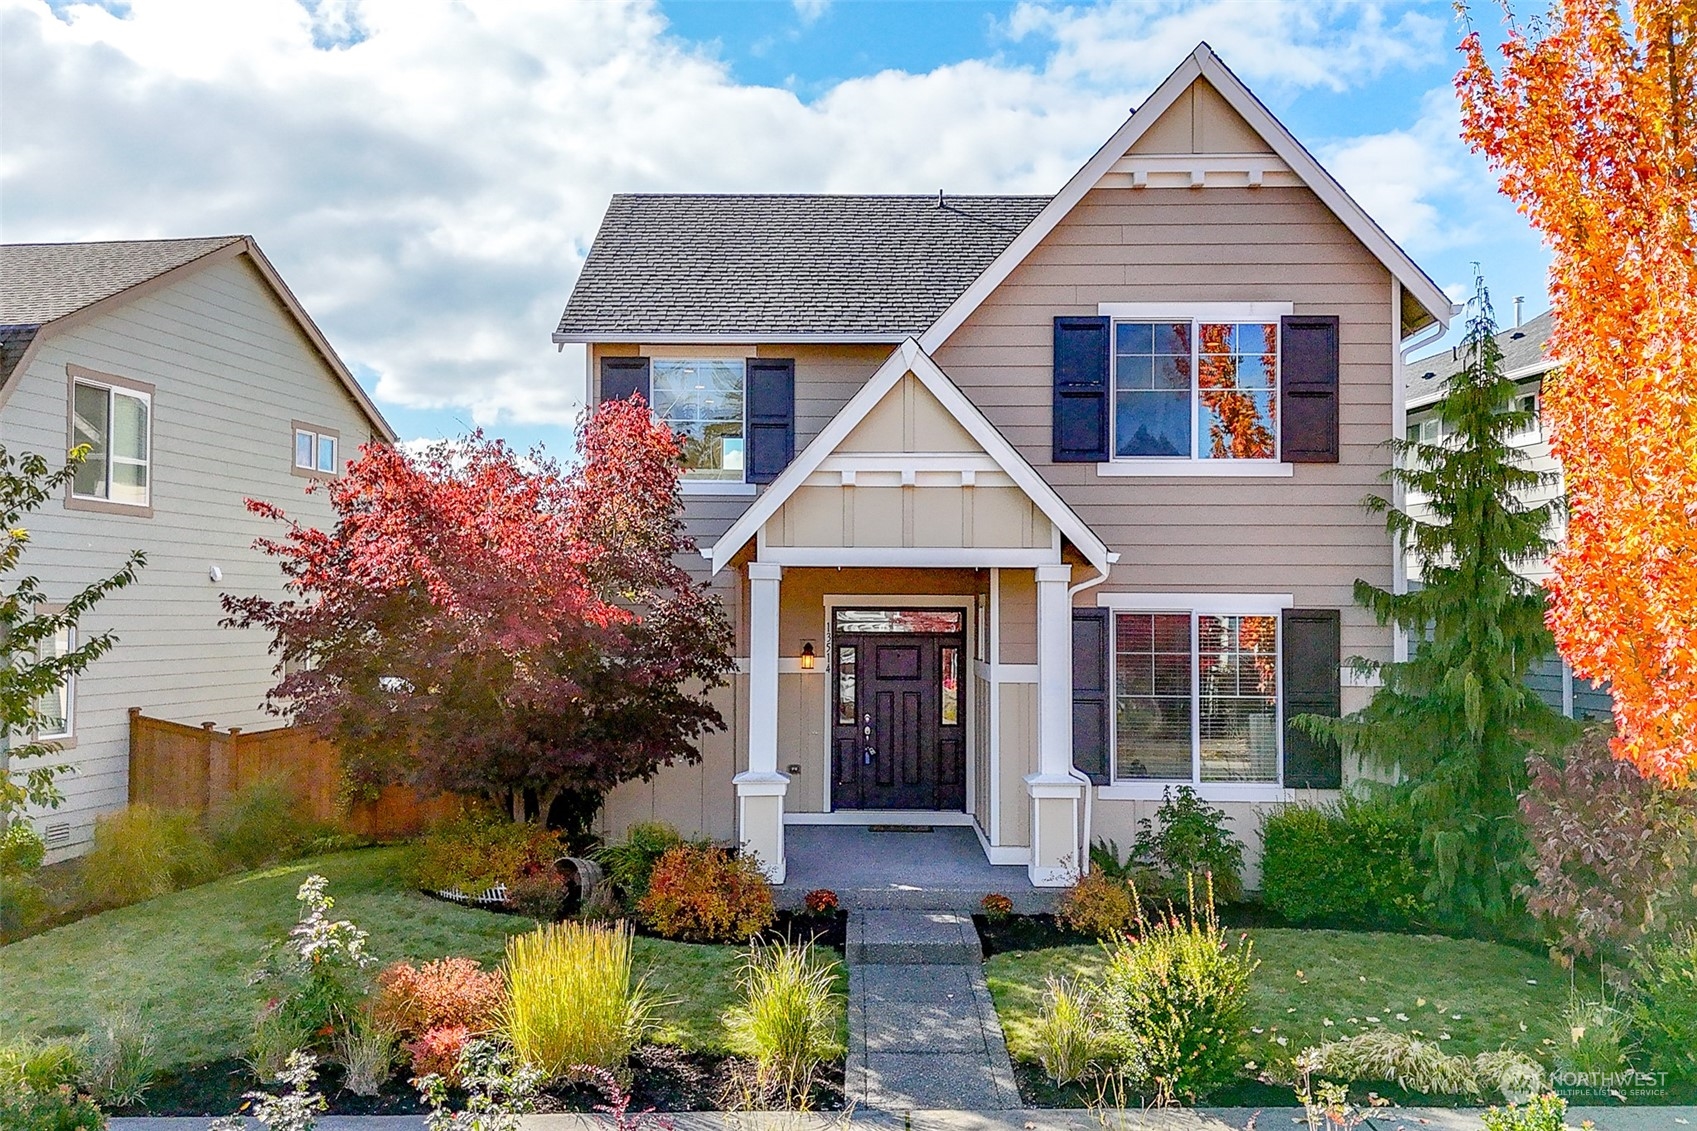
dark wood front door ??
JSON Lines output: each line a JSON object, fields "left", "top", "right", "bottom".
{"left": 831, "top": 629, "right": 965, "bottom": 810}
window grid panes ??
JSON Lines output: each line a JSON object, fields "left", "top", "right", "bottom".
{"left": 71, "top": 382, "right": 149, "bottom": 506}
{"left": 650, "top": 359, "right": 746, "bottom": 480}
{"left": 1112, "top": 320, "right": 1279, "bottom": 462}
{"left": 1113, "top": 611, "right": 1281, "bottom": 785}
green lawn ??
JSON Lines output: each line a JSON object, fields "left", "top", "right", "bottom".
{"left": 0, "top": 846, "right": 756, "bottom": 1068}
{"left": 986, "top": 928, "right": 1573, "bottom": 1075}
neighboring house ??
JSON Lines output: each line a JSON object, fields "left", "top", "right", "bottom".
{"left": 0, "top": 236, "right": 395, "bottom": 857}
{"left": 555, "top": 44, "right": 1457, "bottom": 887}
{"left": 1405, "top": 310, "right": 1611, "bottom": 720}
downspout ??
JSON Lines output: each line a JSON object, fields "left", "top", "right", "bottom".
{"left": 1065, "top": 553, "right": 1119, "bottom": 876}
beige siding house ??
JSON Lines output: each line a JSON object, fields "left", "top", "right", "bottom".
{"left": 555, "top": 45, "right": 1456, "bottom": 886}
{"left": 0, "top": 236, "right": 395, "bottom": 857}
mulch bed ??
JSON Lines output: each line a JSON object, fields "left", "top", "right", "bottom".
{"left": 116, "top": 1046, "right": 846, "bottom": 1117}
{"left": 973, "top": 912, "right": 1095, "bottom": 955}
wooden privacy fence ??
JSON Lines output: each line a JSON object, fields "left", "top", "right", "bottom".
{"left": 128, "top": 708, "right": 458, "bottom": 838}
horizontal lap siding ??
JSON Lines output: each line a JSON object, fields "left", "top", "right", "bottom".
{"left": 0, "top": 256, "right": 381, "bottom": 855}
{"left": 933, "top": 186, "right": 1396, "bottom": 668}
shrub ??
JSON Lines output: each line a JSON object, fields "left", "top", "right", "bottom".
{"left": 209, "top": 1051, "right": 326, "bottom": 1131}
{"left": 2, "top": 818, "right": 47, "bottom": 873}
{"left": 412, "top": 1039, "right": 542, "bottom": 1128}
{"left": 1553, "top": 994, "right": 1632, "bottom": 1078}
{"left": 0, "top": 1037, "right": 85, "bottom": 1092}
{"left": 0, "top": 1084, "right": 106, "bottom": 1131}
{"left": 373, "top": 957, "right": 505, "bottom": 1038}
{"left": 206, "top": 776, "right": 318, "bottom": 871}
{"left": 596, "top": 821, "right": 685, "bottom": 906}
{"left": 1056, "top": 870, "right": 1137, "bottom": 939}
{"left": 502, "top": 920, "right": 652, "bottom": 1079}
{"left": 1130, "top": 786, "right": 1245, "bottom": 903}
{"left": 1260, "top": 793, "right": 1430, "bottom": 927}
{"left": 1482, "top": 1094, "right": 1572, "bottom": 1131}
{"left": 80, "top": 805, "right": 215, "bottom": 908}
{"left": 335, "top": 1011, "right": 397, "bottom": 1098}
{"left": 802, "top": 888, "right": 839, "bottom": 916}
{"left": 408, "top": 809, "right": 564, "bottom": 897}
{"left": 1521, "top": 727, "right": 1697, "bottom": 959}
{"left": 1032, "top": 976, "right": 1099, "bottom": 1086}
{"left": 83, "top": 1010, "right": 158, "bottom": 1108}
{"left": 723, "top": 942, "right": 843, "bottom": 1106}
{"left": 1628, "top": 925, "right": 1697, "bottom": 1081}
{"left": 502, "top": 870, "right": 570, "bottom": 920}
{"left": 404, "top": 1024, "right": 470, "bottom": 1085}
{"left": 1097, "top": 881, "right": 1256, "bottom": 1102}
{"left": 0, "top": 821, "right": 49, "bottom": 935}
{"left": 639, "top": 844, "right": 775, "bottom": 942}
{"left": 980, "top": 892, "right": 1014, "bottom": 921}
{"left": 249, "top": 875, "right": 375, "bottom": 1066}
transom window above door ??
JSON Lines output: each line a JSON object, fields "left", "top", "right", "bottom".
{"left": 649, "top": 359, "right": 745, "bottom": 481}
{"left": 1114, "top": 320, "right": 1279, "bottom": 460}
{"left": 833, "top": 608, "right": 966, "bottom": 634}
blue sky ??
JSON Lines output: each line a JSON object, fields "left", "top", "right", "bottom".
{"left": 4, "top": 0, "right": 1551, "bottom": 455}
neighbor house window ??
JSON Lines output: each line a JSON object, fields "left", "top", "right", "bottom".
{"left": 1113, "top": 320, "right": 1278, "bottom": 461}
{"left": 34, "top": 619, "right": 75, "bottom": 742}
{"left": 649, "top": 359, "right": 745, "bottom": 480}
{"left": 292, "top": 424, "right": 340, "bottom": 476}
{"left": 1113, "top": 611, "right": 1280, "bottom": 784}
{"left": 1506, "top": 391, "right": 1541, "bottom": 443}
{"left": 70, "top": 373, "right": 151, "bottom": 507}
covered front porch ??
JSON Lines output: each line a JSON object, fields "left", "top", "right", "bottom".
{"left": 775, "top": 824, "right": 1051, "bottom": 912}
{"left": 710, "top": 340, "right": 1116, "bottom": 888}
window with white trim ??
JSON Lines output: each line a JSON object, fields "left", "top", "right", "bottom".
{"left": 1505, "top": 391, "right": 1541, "bottom": 443}
{"left": 1113, "top": 611, "right": 1280, "bottom": 784}
{"left": 34, "top": 621, "right": 75, "bottom": 741}
{"left": 1113, "top": 320, "right": 1279, "bottom": 461}
{"left": 293, "top": 426, "right": 339, "bottom": 474}
{"left": 650, "top": 359, "right": 745, "bottom": 480}
{"left": 71, "top": 378, "right": 150, "bottom": 506}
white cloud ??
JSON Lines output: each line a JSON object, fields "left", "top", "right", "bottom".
{"left": 792, "top": 0, "right": 830, "bottom": 26}
{"left": 0, "top": 0, "right": 1476, "bottom": 435}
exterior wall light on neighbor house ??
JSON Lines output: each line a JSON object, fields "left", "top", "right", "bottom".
{"left": 800, "top": 642, "right": 816, "bottom": 670}
{"left": 208, "top": 565, "right": 223, "bottom": 583}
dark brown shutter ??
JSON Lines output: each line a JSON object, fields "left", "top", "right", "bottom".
{"left": 745, "top": 358, "right": 795, "bottom": 484}
{"left": 600, "top": 356, "right": 650, "bottom": 404}
{"left": 1072, "top": 608, "right": 1111, "bottom": 784}
{"left": 1280, "top": 315, "right": 1340, "bottom": 463}
{"left": 1282, "top": 607, "right": 1342, "bottom": 788}
{"left": 1053, "top": 316, "right": 1111, "bottom": 463}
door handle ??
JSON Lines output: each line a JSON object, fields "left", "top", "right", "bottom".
{"left": 864, "top": 744, "right": 876, "bottom": 765}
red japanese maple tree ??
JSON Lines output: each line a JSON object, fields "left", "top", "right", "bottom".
{"left": 224, "top": 399, "right": 734, "bottom": 833}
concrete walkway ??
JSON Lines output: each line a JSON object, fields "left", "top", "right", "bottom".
{"left": 844, "top": 910, "right": 1021, "bottom": 1111}
{"left": 778, "top": 826, "right": 1048, "bottom": 913}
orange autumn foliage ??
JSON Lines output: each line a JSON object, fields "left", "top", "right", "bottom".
{"left": 1458, "top": 0, "right": 1697, "bottom": 787}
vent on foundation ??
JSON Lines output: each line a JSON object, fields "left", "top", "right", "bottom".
{"left": 44, "top": 822, "right": 72, "bottom": 847}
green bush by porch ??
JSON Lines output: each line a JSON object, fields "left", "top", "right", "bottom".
{"left": 0, "top": 846, "right": 748, "bottom": 1069}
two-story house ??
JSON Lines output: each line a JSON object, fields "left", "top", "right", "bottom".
{"left": 0, "top": 236, "right": 395, "bottom": 856}
{"left": 1405, "top": 310, "right": 1611, "bottom": 721}
{"left": 554, "top": 44, "right": 1456, "bottom": 887}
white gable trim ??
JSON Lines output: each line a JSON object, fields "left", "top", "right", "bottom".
{"left": 917, "top": 42, "right": 1455, "bottom": 355}
{"left": 705, "top": 338, "right": 1113, "bottom": 577}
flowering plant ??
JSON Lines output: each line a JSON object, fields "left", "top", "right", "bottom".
{"left": 980, "top": 893, "right": 1014, "bottom": 921}
{"left": 802, "top": 889, "right": 839, "bottom": 916}
{"left": 209, "top": 1051, "right": 327, "bottom": 1131}
{"left": 249, "top": 875, "right": 376, "bottom": 1062}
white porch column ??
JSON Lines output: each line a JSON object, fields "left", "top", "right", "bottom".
{"left": 734, "top": 562, "right": 789, "bottom": 883}
{"left": 1025, "top": 563, "right": 1085, "bottom": 886}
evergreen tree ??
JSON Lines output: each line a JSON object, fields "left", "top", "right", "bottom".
{"left": 1304, "top": 274, "right": 1575, "bottom": 927}
{"left": 1, "top": 446, "right": 145, "bottom": 819}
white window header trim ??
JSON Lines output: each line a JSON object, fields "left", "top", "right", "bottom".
{"left": 1097, "top": 460, "right": 1293, "bottom": 478}
{"left": 1097, "top": 302, "right": 1294, "bottom": 320}
{"left": 1097, "top": 592, "right": 1294, "bottom": 615}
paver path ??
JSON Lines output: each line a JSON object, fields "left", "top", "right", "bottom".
{"left": 844, "top": 910, "right": 1021, "bottom": 1111}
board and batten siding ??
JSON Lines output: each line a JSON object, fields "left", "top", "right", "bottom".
{"left": 0, "top": 254, "right": 383, "bottom": 856}
{"left": 931, "top": 183, "right": 1399, "bottom": 688}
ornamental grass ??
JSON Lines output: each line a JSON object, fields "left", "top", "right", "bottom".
{"left": 501, "top": 920, "right": 651, "bottom": 1080}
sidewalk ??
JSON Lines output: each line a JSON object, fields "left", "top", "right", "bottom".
{"left": 110, "top": 1105, "right": 1697, "bottom": 1130}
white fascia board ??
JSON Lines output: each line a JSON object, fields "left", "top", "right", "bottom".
{"left": 918, "top": 43, "right": 1454, "bottom": 356}
{"left": 705, "top": 338, "right": 1113, "bottom": 577}
{"left": 552, "top": 331, "right": 912, "bottom": 345}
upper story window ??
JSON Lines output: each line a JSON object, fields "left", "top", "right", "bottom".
{"left": 1506, "top": 391, "right": 1541, "bottom": 443}
{"left": 650, "top": 359, "right": 745, "bottom": 481}
{"left": 293, "top": 423, "right": 340, "bottom": 477}
{"left": 1113, "top": 320, "right": 1278, "bottom": 461}
{"left": 69, "top": 368, "right": 152, "bottom": 510}
{"left": 1114, "top": 610, "right": 1280, "bottom": 785}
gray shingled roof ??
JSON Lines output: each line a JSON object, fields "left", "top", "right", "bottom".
{"left": 1, "top": 236, "right": 243, "bottom": 327}
{"left": 1409, "top": 310, "right": 1555, "bottom": 406}
{"left": 555, "top": 194, "right": 1051, "bottom": 339}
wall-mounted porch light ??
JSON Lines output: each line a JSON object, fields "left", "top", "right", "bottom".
{"left": 800, "top": 642, "right": 816, "bottom": 670}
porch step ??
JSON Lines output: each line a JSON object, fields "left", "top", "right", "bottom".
{"left": 848, "top": 910, "right": 982, "bottom": 965}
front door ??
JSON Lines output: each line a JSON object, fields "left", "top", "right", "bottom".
{"left": 830, "top": 609, "right": 965, "bottom": 810}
